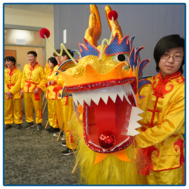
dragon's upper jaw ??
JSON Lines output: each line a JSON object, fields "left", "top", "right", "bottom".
{"left": 59, "top": 62, "right": 137, "bottom": 91}
{"left": 72, "top": 82, "right": 137, "bottom": 107}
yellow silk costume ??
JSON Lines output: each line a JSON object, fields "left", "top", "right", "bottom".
{"left": 4, "top": 67, "right": 23, "bottom": 125}
{"left": 50, "top": 63, "right": 78, "bottom": 148}
{"left": 48, "top": 64, "right": 64, "bottom": 129}
{"left": 21, "top": 62, "right": 47, "bottom": 124}
{"left": 53, "top": 64, "right": 64, "bottom": 99}
{"left": 135, "top": 71, "right": 185, "bottom": 184}
{"left": 62, "top": 96, "right": 77, "bottom": 150}
{"left": 46, "top": 68, "right": 59, "bottom": 129}
{"left": 44, "top": 62, "right": 52, "bottom": 77}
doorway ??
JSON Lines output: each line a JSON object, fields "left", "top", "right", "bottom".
{"left": 4, "top": 25, "right": 46, "bottom": 71}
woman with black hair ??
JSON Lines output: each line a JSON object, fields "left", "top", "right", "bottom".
{"left": 134, "top": 34, "right": 185, "bottom": 185}
{"left": 4, "top": 56, "right": 23, "bottom": 129}
{"left": 45, "top": 57, "right": 60, "bottom": 133}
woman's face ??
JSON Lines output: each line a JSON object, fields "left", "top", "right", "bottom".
{"left": 159, "top": 47, "right": 184, "bottom": 78}
{"left": 55, "top": 56, "right": 62, "bottom": 64}
{"left": 6, "top": 60, "right": 15, "bottom": 69}
{"left": 48, "top": 61, "right": 54, "bottom": 69}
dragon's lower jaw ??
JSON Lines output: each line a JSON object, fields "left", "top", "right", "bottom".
{"left": 72, "top": 83, "right": 143, "bottom": 153}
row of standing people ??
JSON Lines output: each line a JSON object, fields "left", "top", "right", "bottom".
{"left": 4, "top": 49, "right": 77, "bottom": 156}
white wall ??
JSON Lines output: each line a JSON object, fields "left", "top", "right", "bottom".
{"left": 4, "top": 7, "right": 55, "bottom": 62}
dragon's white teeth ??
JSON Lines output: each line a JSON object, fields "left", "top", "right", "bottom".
{"left": 100, "top": 85, "right": 124, "bottom": 104}
{"left": 131, "top": 106, "right": 144, "bottom": 116}
{"left": 127, "top": 106, "right": 143, "bottom": 136}
{"left": 123, "top": 83, "right": 132, "bottom": 94}
{"left": 109, "top": 91, "right": 118, "bottom": 103}
{"left": 92, "top": 95, "right": 101, "bottom": 105}
{"left": 130, "top": 85, "right": 138, "bottom": 107}
{"left": 72, "top": 91, "right": 91, "bottom": 106}
{"left": 130, "top": 121, "right": 141, "bottom": 129}
{"left": 127, "top": 127, "right": 140, "bottom": 136}
{"left": 102, "top": 95, "right": 109, "bottom": 104}
{"left": 72, "top": 83, "right": 136, "bottom": 107}
{"left": 124, "top": 94, "right": 132, "bottom": 105}
{"left": 117, "top": 91, "right": 124, "bottom": 101}
{"left": 130, "top": 107, "right": 143, "bottom": 123}
{"left": 72, "top": 93, "right": 80, "bottom": 106}
{"left": 122, "top": 83, "right": 136, "bottom": 105}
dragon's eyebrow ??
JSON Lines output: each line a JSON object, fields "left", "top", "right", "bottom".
{"left": 104, "top": 34, "right": 130, "bottom": 56}
{"left": 79, "top": 39, "right": 100, "bottom": 58}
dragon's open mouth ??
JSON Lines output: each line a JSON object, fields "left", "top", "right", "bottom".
{"left": 68, "top": 78, "right": 141, "bottom": 153}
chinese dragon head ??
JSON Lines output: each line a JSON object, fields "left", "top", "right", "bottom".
{"left": 58, "top": 5, "right": 150, "bottom": 154}
{"left": 41, "top": 4, "right": 150, "bottom": 185}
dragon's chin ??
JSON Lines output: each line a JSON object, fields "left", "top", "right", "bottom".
{"left": 72, "top": 79, "right": 142, "bottom": 153}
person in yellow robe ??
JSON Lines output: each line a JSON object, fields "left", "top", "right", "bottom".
{"left": 49, "top": 49, "right": 78, "bottom": 155}
{"left": 44, "top": 61, "right": 52, "bottom": 78}
{"left": 134, "top": 34, "right": 185, "bottom": 185}
{"left": 4, "top": 56, "right": 23, "bottom": 129}
{"left": 48, "top": 49, "right": 73, "bottom": 136}
{"left": 47, "top": 49, "right": 65, "bottom": 134}
{"left": 61, "top": 94, "right": 78, "bottom": 155}
{"left": 43, "top": 61, "right": 52, "bottom": 130}
{"left": 46, "top": 57, "right": 59, "bottom": 132}
{"left": 44, "top": 62, "right": 51, "bottom": 99}
{"left": 21, "top": 51, "right": 47, "bottom": 131}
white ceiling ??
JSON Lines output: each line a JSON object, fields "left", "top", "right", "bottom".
{"left": 4, "top": 4, "right": 54, "bottom": 14}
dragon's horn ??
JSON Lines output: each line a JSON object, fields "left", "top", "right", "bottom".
{"left": 84, "top": 4, "right": 101, "bottom": 47}
{"left": 105, "top": 5, "right": 123, "bottom": 40}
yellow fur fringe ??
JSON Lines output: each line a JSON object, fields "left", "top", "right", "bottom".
{"left": 70, "top": 112, "right": 147, "bottom": 185}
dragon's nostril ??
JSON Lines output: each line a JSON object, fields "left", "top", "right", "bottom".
{"left": 98, "top": 132, "right": 116, "bottom": 149}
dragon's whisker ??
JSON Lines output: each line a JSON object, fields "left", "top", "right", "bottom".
{"left": 99, "top": 38, "right": 109, "bottom": 60}
{"left": 45, "top": 35, "right": 77, "bottom": 65}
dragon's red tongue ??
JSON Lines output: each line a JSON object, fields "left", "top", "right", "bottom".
{"left": 84, "top": 95, "right": 133, "bottom": 151}
{"left": 95, "top": 98, "right": 117, "bottom": 142}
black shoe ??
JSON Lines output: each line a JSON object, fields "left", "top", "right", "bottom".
{"left": 48, "top": 127, "right": 60, "bottom": 133}
{"left": 5, "top": 124, "right": 12, "bottom": 130}
{"left": 61, "top": 140, "right": 67, "bottom": 147}
{"left": 23, "top": 122, "right": 35, "bottom": 129}
{"left": 37, "top": 123, "right": 42, "bottom": 131}
{"left": 61, "top": 148, "right": 76, "bottom": 156}
{"left": 15, "top": 124, "right": 22, "bottom": 129}
{"left": 46, "top": 125, "right": 52, "bottom": 130}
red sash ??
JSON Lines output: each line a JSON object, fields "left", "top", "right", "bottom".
{"left": 25, "top": 81, "right": 40, "bottom": 101}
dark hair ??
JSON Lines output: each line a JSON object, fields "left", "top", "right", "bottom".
{"left": 4, "top": 56, "right": 16, "bottom": 66}
{"left": 153, "top": 34, "right": 185, "bottom": 74}
{"left": 27, "top": 51, "right": 37, "bottom": 57}
{"left": 53, "top": 49, "right": 74, "bottom": 59}
{"left": 48, "top": 57, "right": 58, "bottom": 66}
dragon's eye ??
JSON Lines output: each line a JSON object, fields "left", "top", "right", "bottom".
{"left": 112, "top": 54, "right": 130, "bottom": 70}
{"left": 112, "top": 54, "right": 129, "bottom": 63}
{"left": 117, "top": 54, "right": 126, "bottom": 61}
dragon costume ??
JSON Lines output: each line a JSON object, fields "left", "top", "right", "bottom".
{"left": 40, "top": 4, "right": 151, "bottom": 184}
